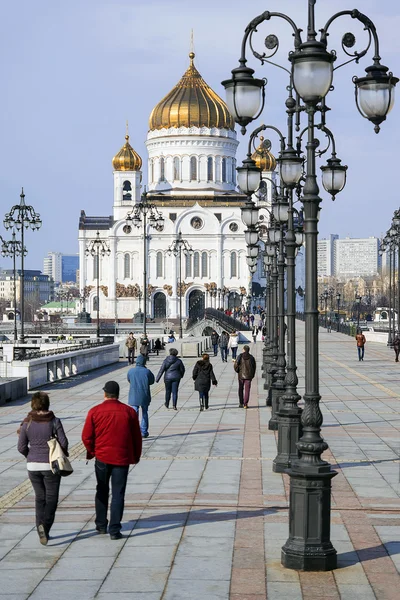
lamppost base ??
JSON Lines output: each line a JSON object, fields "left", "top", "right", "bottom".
{"left": 281, "top": 469, "right": 337, "bottom": 571}
{"left": 272, "top": 408, "right": 302, "bottom": 473}
{"left": 265, "top": 387, "right": 272, "bottom": 406}
{"left": 268, "top": 386, "right": 283, "bottom": 430}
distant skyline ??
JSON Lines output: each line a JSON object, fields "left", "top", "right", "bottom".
{"left": 0, "top": 0, "right": 399, "bottom": 270}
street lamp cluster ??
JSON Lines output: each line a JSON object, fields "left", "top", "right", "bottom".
{"left": 85, "top": 232, "right": 111, "bottom": 338}
{"left": 124, "top": 192, "right": 164, "bottom": 335}
{"left": 223, "top": 0, "right": 397, "bottom": 571}
{"left": 167, "top": 232, "right": 193, "bottom": 339}
{"left": 380, "top": 209, "right": 400, "bottom": 345}
{"left": 2, "top": 189, "right": 42, "bottom": 343}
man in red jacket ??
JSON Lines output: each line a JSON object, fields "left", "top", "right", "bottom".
{"left": 82, "top": 381, "right": 142, "bottom": 539}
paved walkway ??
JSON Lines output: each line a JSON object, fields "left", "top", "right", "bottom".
{"left": 0, "top": 323, "right": 399, "bottom": 599}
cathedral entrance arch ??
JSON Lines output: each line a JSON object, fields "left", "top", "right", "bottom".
{"left": 153, "top": 292, "right": 166, "bottom": 319}
{"left": 228, "top": 291, "right": 241, "bottom": 309}
{"left": 188, "top": 289, "right": 204, "bottom": 320}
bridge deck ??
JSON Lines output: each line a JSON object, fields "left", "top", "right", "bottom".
{"left": 0, "top": 322, "right": 398, "bottom": 599}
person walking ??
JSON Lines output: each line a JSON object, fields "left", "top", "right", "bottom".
{"left": 393, "top": 332, "right": 400, "bottom": 362}
{"left": 127, "top": 355, "right": 155, "bottom": 438}
{"left": 355, "top": 329, "right": 366, "bottom": 361}
{"left": 327, "top": 317, "right": 332, "bottom": 333}
{"left": 125, "top": 332, "right": 137, "bottom": 364}
{"left": 210, "top": 331, "right": 220, "bottom": 357}
{"left": 140, "top": 335, "right": 150, "bottom": 361}
{"left": 18, "top": 391, "right": 69, "bottom": 545}
{"left": 228, "top": 330, "right": 239, "bottom": 361}
{"left": 192, "top": 353, "right": 218, "bottom": 411}
{"left": 153, "top": 338, "right": 163, "bottom": 356}
{"left": 219, "top": 331, "right": 229, "bottom": 362}
{"left": 82, "top": 381, "right": 142, "bottom": 540}
{"left": 234, "top": 345, "right": 256, "bottom": 408}
{"left": 252, "top": 325, "right": 258, "bottom": 343}
{"left": 156, "top": 348, "right": 185, "bottom": 410}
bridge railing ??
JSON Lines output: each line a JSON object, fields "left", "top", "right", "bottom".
{"left": 203, "top": 308, "right": 251, "bottom": 332}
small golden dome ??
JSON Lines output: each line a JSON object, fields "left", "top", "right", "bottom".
{"left": 251, "top": 136, "right": 277, "bottom": 172}
{"left": 112, "top": 134, "right": 142, "bottom": 171}
{"left": 149, "top": 52, "right": 235, "bottom": 131}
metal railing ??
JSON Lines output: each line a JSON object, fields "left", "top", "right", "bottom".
{"left": 203, "top": 308, "right": 251, "bottom": 332}
{"left": 12, "top": 339, "right": 113, "bottom": 361}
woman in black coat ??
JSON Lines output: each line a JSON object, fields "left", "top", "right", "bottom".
{"left": 192, "top": 353, "right": 217, "bottom": 411}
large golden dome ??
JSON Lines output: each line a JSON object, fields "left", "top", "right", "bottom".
{"left": 149, "top": 52, "right": 235, "bottom": 131}
{"left": 252, "top": 136, "right": 277, "bottom": 172}
{"left": 112, "top": 134, "right": 142, "bottom": 171}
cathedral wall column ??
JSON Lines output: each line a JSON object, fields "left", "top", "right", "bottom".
{"left": 108, "top": 237, "right": 116, "bottom": 300}
{"left": 217, "top": 235, "right": 223, "bottom": 290}
{"left": 199, "top": 155, "right": 207, "bottom": 184}
{"left": 79, "top": 237, "right": 86, "bottom": 294}
{"left": 182, "top": 155, "right": 190, "bottom": 183}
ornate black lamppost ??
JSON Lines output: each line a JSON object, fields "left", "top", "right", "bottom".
{"left": 3, "top": 189, "right": 42, "bottom": 342}
{"left": 168, "top": 231, "right": 193, "bottom": 339}
{"left": 223, "top": 0, "right": 397, "bottom": 572}
{"left": 1, "top": 232, "right": 26, "bottom": 341}
{"left": 355, "top": 294, "right": 362, "bottom": 329}
{"left": 86, "top": 231, "right": 110, "bottom": 338}
{"left": 125, "top": 192, "right": 164, "bottom": 335}
{"left": 323, "top": 289, "right": 329, "bottom": 328}
{"left": 336, "top": 292, "right": 341, "bottom": 331}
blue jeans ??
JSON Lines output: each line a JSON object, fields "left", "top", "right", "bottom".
{"left": 220, "top": 347, "right": 228, "bottom": 361}
{"left": 212, "top": 343, "right": 218, "bottom": 356}
{"left": 165, "top": 380, "right": 180, "bottom": 407}
{"left": 133, "top": 405, "right": 149, "bottom": 436}
{"left": 357, "top": 346, "right": 364, "bottom": 360}
{"left": 231, "top": 347, "right": 238, "bottom": 360}
{"left": 95, "top": 460, "right": 129, "bottom": 536}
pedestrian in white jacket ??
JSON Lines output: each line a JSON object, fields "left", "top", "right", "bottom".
{"left": 228, "top": 331, "right": 239, "bottom": 361}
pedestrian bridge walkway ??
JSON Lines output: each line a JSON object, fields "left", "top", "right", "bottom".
{"left": 0, "top": 323, "right": 398, "bottom": 599}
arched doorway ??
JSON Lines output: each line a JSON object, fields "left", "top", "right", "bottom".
{"left": 228, "top": 292, "right": 241, "bottom": 309}
{"left": 188, "top": 289, "right": 205, "bottom": 320}
{"left": 153, "top": 292, "right": 166, "bottom": 318}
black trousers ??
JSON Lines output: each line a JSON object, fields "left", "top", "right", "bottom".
{"left": 95, "top": 460, "right": 129, "bottom": 535}
{"left": 28, "top": 470, "right": 61, "bottom": 534}
{"left": 127, "top": 348, "right": 135, "bottom": 364}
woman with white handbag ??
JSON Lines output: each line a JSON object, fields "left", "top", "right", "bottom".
{"left": 18, "top": 391, "right": 69, "bottom": 545}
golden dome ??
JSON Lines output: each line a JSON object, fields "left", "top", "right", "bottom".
{"left": 149, "top": 52, "right": 235, "bottom": 131}
{"left": 112, "top": 134, "right": 142, "bottom": 171}
{"left": 251, "top": 136, "right": 277, "bottom": 172}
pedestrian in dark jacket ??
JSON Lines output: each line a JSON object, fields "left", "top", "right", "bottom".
{"left": 82, "top": 381, "right": 142, "bottom": 540}
{"left": 355, "top": 330, "right": 366, "bottom": 361}
{"left": 154, "top": 338, "right": 163, "bottom": 356}
{"left": 234, "top": 345, "right": 256, "bottom": 408}
{"left": 140, "top": 336, "right": 150, "bottom": 361}
{"left": 193, "top": 353, "right": 217, "bottom": 411}
{"left": 393, "top": 333, "right": 400, "bottom": 362}
{"left": 210, "top": 331, "right": 220, "bottom": 356}
{"left": 18, "top": 391, "right": 69, "bottom": 545}
{"left": 156, "top": 348, "right": 185, "bottom": 409}
{"left": 127, "top": 354, "right": 155, "bottom": 438}
{"left": 219, "top": 331, "right": 230, "bottom": 362}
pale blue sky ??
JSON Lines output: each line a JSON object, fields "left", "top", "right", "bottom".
{"left": 0, "top": 0, "right": 399, "bottom": 269}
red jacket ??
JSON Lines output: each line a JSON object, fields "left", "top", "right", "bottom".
{"left": 82, "top": 399, "right": 142, "bottom": 466}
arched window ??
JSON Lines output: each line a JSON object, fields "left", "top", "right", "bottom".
{"left": 222, "top": 158, "right": 227, "bottom": 183}
{"left": 160, "top": 157, "right": 165, "bottom": 181}
{"left": 124, "top": 253, "right": 130, "bottom": 279}
{"left": 173, "top": 157, "right": 180, "bottom": 180}
{"left": 190, "top": 156, "right": 197, "bottom": 181}
{"left": 232, "top": 159, "right": 236, "bottom": 184}
{"left": 93, "top": 296, "right": 99, "bottom": 311}
{"left": 193, "top": 252, "right": 200, "bottom": 277}
{"left": 207, "top": 157, "right": 213, "bottom": 181}
{"left": 185, "top": 253, "right": 192, "bottom": 278}
{"left": 156, "top": 251, "right": 163, "bottom": 278}
{"left": 122, "top": 180, "right": 132, "bottom": 201}
{"left": 201, "top": 252, "right": 208, "bottom": 277}
{"left": 93, "top": 255, "right": 99, "bottom": 279}
{"left": 150, "top": 159, "right": 154, "bottom": 183}
{"left": 231, "top": 252, "right": 237, "bottom": 278}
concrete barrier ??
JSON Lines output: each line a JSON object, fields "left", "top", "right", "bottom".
{"left": 0, "top": 377, "right": 27, "bottom": 405}
{"left": 168, "top": 336, "right": 211, "bottom": 358}
{"left": 8, "top": 343, "right": 120, "bottom": 390}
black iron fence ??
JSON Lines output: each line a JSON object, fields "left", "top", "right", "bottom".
{"left": 204, "top": 308, "right": 251, "bottom": 332}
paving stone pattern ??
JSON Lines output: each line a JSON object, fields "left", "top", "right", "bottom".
{"left": 0, "top": 324, "right": 399, "bottom": 599}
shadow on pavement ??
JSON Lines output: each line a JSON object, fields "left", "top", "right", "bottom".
{"left": 333, "top": 458, "right": 399, "bottom": 468}
{"left": 338, "top": 542, "right": 400, "bottom": 567}
{"left": 157, "top": 428, "right": 240, "bottom": 439}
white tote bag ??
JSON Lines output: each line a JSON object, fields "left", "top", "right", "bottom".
{"left": 48, "top": 422, "right": 73, "bottom": 477}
